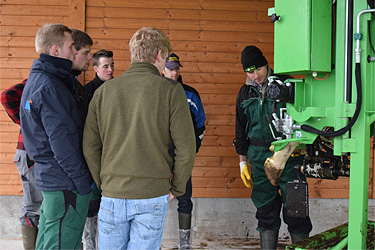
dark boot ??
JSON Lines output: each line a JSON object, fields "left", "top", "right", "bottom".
{"left": 260, "top": 230, "right": 278, "bottom": 250}
{"left": 178, "top": 212, "right": 192, "bottom": 250}
{"left": 290, "top": 233, "right": 309, "bottom": 244}
{"left": 21, "top": 225, "right": 38, "bottom": 250}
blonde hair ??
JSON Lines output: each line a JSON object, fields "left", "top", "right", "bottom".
{"left": 35, "top": 23, "right": 71, "bottom": 54}
{"left": 129, "top": 27, "right": 172, "bottom": 63}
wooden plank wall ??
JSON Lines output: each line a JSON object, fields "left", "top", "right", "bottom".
{"left": 83, "top": 0, "right": 276, "bottom": 198}
{"left": 1, "top": 0, "right": 71, "bottom": 195}
{"left": 0, "top": 0, "right": 374, "bottom": 199}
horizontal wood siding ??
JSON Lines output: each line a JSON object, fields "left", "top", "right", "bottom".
{"left": 84, "top": 0, "right": 275, "bottom": 198}
{"left": 0, "top": 0, "right": 374, "bottom": 199}
{"left": 0, "top": 0, "right": 77, "bottom": 195}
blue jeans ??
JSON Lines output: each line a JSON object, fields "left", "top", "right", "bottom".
{"left": 98, "top": 194, "right": 169, "bottom": 250}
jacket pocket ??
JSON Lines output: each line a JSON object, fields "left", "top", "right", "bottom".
{"left": 98, "top": 198, "right": 117, "bottom": 234}
{"left": 241, "top": 98, "right": 260, "bottom": 128}
{"left": 41, "top": 191, "right": 65, "bottom": 221}
{"left": 14, "top": 152, "right": 27, "bottom": 178}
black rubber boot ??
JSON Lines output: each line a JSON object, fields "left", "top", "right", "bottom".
{"left": 290, "top": 233, "right": 309, "bottom": 244}
{"left": 260, "top": 230, "right": 278, "bottom": 250}
{"left": 21, "top": 225, "right": 38, "bottom": 250}
{"left": 178, "top": 212, "right": 192, "bottom": 250}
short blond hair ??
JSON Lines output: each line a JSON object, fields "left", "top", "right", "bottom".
{"left": 35, "top": 23, "right": 72, "bottom": 54}
{"left": 129, "top": 27, "right": 172, "bottom": 63}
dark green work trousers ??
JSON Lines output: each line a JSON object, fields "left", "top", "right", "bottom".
{"left": 248, "top": 145, "right": 312, "bottom": 235}
{"left": 36, "top": 190, "right": 92, "bottom": 250}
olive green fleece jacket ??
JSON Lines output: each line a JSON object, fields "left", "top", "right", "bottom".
{"left": 83, "top": 62, "right": 196, "bottom": 199}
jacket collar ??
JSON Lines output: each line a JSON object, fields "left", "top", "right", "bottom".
{"left": 89, "top": 74, "right": 105, "bottom": 90}
{"left": 72, "top": 69, "right": 82, "bottom": 77}
{"left": 126, "top": 62, "right": 160, "bottom": 75}
{"left": 39, "top": 54, "right": 73, "bottom": 73}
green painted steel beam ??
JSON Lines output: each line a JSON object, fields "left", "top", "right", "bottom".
{"left": 347, "top": 1, "right": 375, "bottom": 248}
{"left": 270, "top": 0, "right": 375, "bottom": 249}
{"left": 285, "top": 221, "right": 375, "bottom": 249}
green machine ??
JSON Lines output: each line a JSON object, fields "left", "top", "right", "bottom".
{"left": 267, "top": 0, "right": 375, "bottom": 249}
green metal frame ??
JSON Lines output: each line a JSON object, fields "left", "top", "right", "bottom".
{"left": 285, "top": 222, "right": 375, "bottom": 250}
{"left": 269, "top": 0, "right": 375, "bottom": 249}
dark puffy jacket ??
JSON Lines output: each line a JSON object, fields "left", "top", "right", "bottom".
{"left": 20, "top": 54, "right": 93, "bottom": 195}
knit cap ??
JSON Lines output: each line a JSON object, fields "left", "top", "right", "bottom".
{"left": 241, "top": 45, "right": 268, "bottom": 72}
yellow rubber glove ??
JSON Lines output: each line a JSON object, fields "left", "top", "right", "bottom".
{"left": 240, "top": 161, "right": 253, "bottom": 188}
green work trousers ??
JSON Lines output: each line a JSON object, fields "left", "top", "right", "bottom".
{"left": 248, "top": 145, "right": 305, "bottom": 208}
{"left": 248, "top": 145, "right": 312, "bottom": 234}
{"left": 36, "top": 190, "right": 92, "bottom": 250}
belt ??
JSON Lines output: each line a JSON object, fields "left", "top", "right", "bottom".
{"left": 249, "top": 140, "right": 273, "bottom": 148}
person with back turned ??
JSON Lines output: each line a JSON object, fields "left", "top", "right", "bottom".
{"left": 83, "top": 27, "right": 196, "bottom": 250}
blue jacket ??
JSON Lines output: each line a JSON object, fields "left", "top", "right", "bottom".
{"left": 20, "top": 54, "right": 93, "bottom": 195}
{"left": 178, "top": 75, "right": 206, "bottom": 152}
{"left": 167, "top": 75, "right": 206, "bottom": 157}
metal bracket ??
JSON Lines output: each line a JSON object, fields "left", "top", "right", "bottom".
{"left": 341, "top": 138, "right": 357, "bottom": 153}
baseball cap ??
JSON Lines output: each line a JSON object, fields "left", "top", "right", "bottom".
{"left": 165, "top": 53, "right": 183, "bottom": 70}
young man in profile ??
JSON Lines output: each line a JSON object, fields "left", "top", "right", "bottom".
{"left": 20, "top": 23, "right": 93, "bottom": 250}
{"left": 71, "top": 29, "right": 102, "bottom": 250}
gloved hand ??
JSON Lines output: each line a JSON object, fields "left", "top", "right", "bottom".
{"left": 240, "top": 161, "right": 253, "bottom": 188}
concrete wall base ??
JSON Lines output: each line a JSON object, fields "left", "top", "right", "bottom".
{"left": 1, "top": 196, "right": 374, "bottom": 241}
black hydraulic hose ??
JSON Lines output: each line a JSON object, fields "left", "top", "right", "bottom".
{"left": 368, "top": 0, "right": 375, "bottom": 18}
{"left": 300, "top": 63, "right": 362, "bottom": 137}
{"left": 346, "top": 0, "right": 354, "bottom": 103}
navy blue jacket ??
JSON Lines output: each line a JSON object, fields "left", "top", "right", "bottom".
{"left": 178, "top": 75, "right": 206, "bottom": 152}
{"left": 168, "top": 75, "right": 206, "bottom": 157}
{"left": 20, "top": 54, "right": 93, "bottom": 195}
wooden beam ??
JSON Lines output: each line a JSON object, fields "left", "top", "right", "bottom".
{"left": 70, "top": 0, "right": 86, "bottom": 84}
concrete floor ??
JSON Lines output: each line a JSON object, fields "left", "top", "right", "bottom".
{"left": 0, "top": 238, "right": 292, "bottom": 250}
{"left": 161, "top": 238, "right": 291, "bottom": 250}
{"left": 1, "top": 196, "right": 374, "bottom": 250}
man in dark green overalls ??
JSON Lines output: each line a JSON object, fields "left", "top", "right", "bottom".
{"left": 234, "top": 45, "right": 312, "bottom": 249}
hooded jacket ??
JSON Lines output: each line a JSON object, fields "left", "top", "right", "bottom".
{"left": 20, "top": 54, "right": 93, "bottom": 195}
